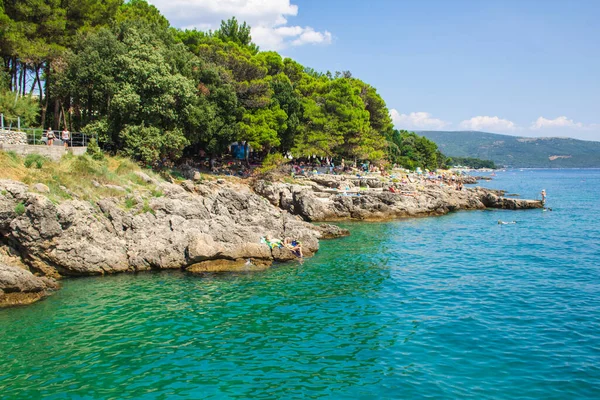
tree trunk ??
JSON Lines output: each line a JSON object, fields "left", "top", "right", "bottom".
{"left": 87, "top": 88, "right": 93, "bottom": 123}
{"left": 2, "top": 56, "right": 11, "bottom": 84}
{"left": 36, "top": 64, "right": 43, "bottom": 102}
{"left": 10, "top": 57, "right": 16, "bottom": 92}
{"left": 40, "top": 63, "right": 50, "bottom": 129}
{"left": 54, "top": 98, "right": 60, "bottom": 130}
{"left": 19, "top": 62, "right": 25, "bottom": 96}
{"left": 63, "top": 99, "right": 70, "bottom": 131}
{"left": 57, "top": 108, "right": 64, "bottom": 131}
{"left": 29, "top": 66, "right": 38, "bottom": 95}
{"left": 8, "top": 57, "right": 15, "bottom": 91}
{"left": 23, "top": 62, "right": 28, "bottom": 95}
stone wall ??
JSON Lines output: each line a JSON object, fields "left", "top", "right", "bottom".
{"left": 0, "top": 144, "right": 87, "bottom": 160}
{"left": 0, "top": 130, "right": 27, "bottom": 145}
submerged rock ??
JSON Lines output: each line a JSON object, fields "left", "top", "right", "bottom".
{"left": 0, "top": 263, "right": 58, "bottom": 307}
{"left": 186, "top": 259, "right": 272, "bottom": 274}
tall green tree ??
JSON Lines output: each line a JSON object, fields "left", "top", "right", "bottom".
{"left": 214, "top": 16, "right": 258, "bottom": 54}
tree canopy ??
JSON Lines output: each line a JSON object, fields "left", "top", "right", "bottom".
{"left": 1, "top": 0, "right": 450, "bottom": 170}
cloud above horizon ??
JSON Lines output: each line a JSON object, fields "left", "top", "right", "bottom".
{"left": 459, "top": 116, "right": 517, "bottom": 132}
{"left": 148, "top": 0, "right": 332, "bottom": 50}
{"left": 390, "top": 110, "right": 450, "bottom": 130}
{"left": 390, "top": 110, "right": 599, "bottom": 140}
{"left": 531, "top": 116, "right": 584, "bottom": 130}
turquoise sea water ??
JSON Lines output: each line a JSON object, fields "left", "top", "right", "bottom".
{"left": 1, "top": 169, "right": 600, "bottom": 399}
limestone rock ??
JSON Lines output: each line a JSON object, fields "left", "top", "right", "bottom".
{"left": 33, "top": 183, "right": 50, "bottom": 193}
{"left": 103, "top": 184, "right": 127, "bottom": 192}
{"left": 253, "top": 176, "right": 541, "bottom": 222}
{"left": 186, "top": 259, "right": 272, "bottom": 273}
{"left": 134, "top": 171, "right": 156, "bottom": 184}
{"left": 0, "top": 263, "right": 58, "bottom": 307}
{"left": 0, "top": 175, "right": 342, "bottom": 281}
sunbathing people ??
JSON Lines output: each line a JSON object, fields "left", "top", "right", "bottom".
{"left": 284, "top": 237, "right": 303, "bottom": 258}
{"left": 261, "top": 235, "right": 303, "bottom": 258}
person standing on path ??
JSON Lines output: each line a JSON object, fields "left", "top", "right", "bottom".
{"left": 61, "top": 129, "right": 70, "bottom": 148}
{"left": 47, "top": 129, "right": 55, "bottom": 146}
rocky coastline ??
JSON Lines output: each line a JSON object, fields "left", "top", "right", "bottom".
{"left": 0, "top": 173, "right": 542, "bottom": 307}
{"left": 253, "top": 174, "right": 541, "bottom": 221}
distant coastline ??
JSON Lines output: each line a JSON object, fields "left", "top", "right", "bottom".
{"left": 418, "top": 130, "right": 600, "bottom": 168}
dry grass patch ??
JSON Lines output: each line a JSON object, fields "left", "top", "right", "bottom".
{"left": 0, "top": 151, "right": 164, "bottom": 203}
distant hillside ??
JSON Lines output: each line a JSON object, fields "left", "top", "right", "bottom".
{"left": 418, "top": 131, "right": 600, "bottom": 168}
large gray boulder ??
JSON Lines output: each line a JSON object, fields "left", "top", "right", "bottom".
{"left": 0, "top": 263, "right": 58, "bottom": 307}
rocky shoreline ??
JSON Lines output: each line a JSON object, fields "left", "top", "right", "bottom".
{"left": 0, "top": 173, "right": 541, "bottom": 307}
{"left": 254, "top": 174, "right": 541, "bottom": 221}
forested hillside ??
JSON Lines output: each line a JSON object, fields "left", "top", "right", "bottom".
{"left": 1, "top": 0, "right": 452, "bottom": 170}
{"left": 420, "top": 131, "right": 600, "bottom": 168}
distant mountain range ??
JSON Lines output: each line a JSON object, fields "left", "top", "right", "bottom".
{"left": 418, "top": 131, "right": 600, "bottom": 168}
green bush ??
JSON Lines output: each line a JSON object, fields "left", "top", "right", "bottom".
{"left": 124, "top": 197, "right": 137, "bottom": 209}
{"left": 0, "top": 90, "right": 39, "bottom": 127}
{"left": 86, "top": 138, "right": 105, "bottom": 161}
{"left": 24, "top": 154, "right": 47, "bottom": 169}
{"left": 116, "top": 158, "right": 138, "bottom": 174}
{"left": 71, "top": 155, "right": 104, "bottom": 176}
{"left": 14, "top": 202, "right": 26, "bottom": 215}
{"left": 120, "top": 124, "right": 188, "bottom": 165}
{"left": 141, "top": 199, "right": 155, "bottom": 215}
{"left": 257, "top": 152, "right": 287, "bottom": 175}
{"left": 6, "top": 151, "right": 20, "bottom": 162}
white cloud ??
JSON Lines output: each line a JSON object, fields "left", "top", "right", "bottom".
{"left": 291, "top": 28, "right": 332, "bottom": 46}
{"left": 148, "top": 0, "right": 332, "bottom": 50}
{"left": 530, "top": 116, "right": 584, "bottom": 130}
{"left": 390, "top": 110, "right": 450, "bottom": 130}
{"left": 459, "top": 116, "right": 517, "bottom": 132}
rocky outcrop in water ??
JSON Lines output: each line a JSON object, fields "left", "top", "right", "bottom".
{"left": 0, "top": 179, "right": 348, "bottom": 286}
{"left": 0, "top": 263, "right": 58, "bottom": 307}
{"left": 254, "top": 175, "right": 542, "bottom": 222}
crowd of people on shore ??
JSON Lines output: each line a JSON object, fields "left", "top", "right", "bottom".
{"left": 179, "top": 151, "right": 472, "bottom": 194}
{"left": 180, "top": 156, "right": 253, "bottom": 177}
{"left": 290, "top": 158, "right": 388, "bottom": 177}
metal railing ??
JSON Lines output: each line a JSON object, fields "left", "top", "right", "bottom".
{"left": 0, "top": 126, "right": 96, "bottom": 147}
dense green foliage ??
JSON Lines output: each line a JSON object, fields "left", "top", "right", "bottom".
{"left": 420, "top": 131, "right": 600, "bottom": 168}
{"left": 1, "top": 0, "right": 448, "bottom": 170}
{"left": 447, "top": 156, "right": 496, "bottom": 169}
{"left": 0, "top": 88, "right": 39, "bottom": 126}
{"left": 385, "top": 130, "right": 448, "bottom": 170}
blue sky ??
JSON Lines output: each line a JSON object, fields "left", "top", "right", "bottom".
{"left": 150, "top": 0, "right": 600, "bottom": 141}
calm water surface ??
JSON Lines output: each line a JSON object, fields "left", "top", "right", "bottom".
{"left": 1, "top": 169, "right": 599, "bottom": 399}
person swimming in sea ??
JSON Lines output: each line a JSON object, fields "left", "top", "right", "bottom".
{"left": 498, "top": 220, "right": 516, "bottom": 225}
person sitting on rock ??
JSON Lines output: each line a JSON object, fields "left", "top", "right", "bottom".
{"left": 284, "top": 237, "right": 303, "bottom": 258}
{"left": 262, "top": 235, "right": 283, "bottom": 249}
